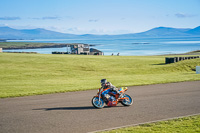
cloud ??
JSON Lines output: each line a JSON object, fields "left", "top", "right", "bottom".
{"left": 89, "top": 19, "right": 99, "bottom": 22}
{"left": 175, "top": 13, "right": 197, "bottom": 18}
{"left": 0, "top": 23, "right": 9, "bottom": 27}
{"left": 42, "top": 16, "right": 61, "bottom": 20}
{"left": 0, "top": 16, "right": 21, "bottom": 20}
{"left": 63, "top": 27, "right": 133, "bottom": 35}
{"left": 31, "top": 16, "right": 61, "bottom": 20}
{"left": 30, "top": 16, "right": 73, "bottom": 20}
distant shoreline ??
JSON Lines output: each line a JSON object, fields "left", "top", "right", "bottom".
{"left": 1, "top": 39, "right": 200, "bottom": 56}
{"left": 3, "top": 44, "right": 69, "bottom": 50}
{"left": 0, "top": 42, "right": 95, "bottom": 50}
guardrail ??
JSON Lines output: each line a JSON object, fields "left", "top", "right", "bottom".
{"left": 165, "top": 56, "right": 200, "bottom": 64}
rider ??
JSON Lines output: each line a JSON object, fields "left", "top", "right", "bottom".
{"left": 100, "top": 79, "right": 122, "bottom": 99}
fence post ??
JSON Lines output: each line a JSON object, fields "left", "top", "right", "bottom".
{"left": 175, "top": 57, "right": 179, "bottom": 62}
{"left": 165, "top": 57, "right": 170, "bottom": 64}
{"left": 196, "top": 66, "right": 200, "bottom": 74}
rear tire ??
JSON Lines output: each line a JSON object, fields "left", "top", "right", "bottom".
{"left": 121, "top": 94, "right": 133, "bottom": 106}
{"left": 92, "top": 97, "right": 105, "bottom": 109}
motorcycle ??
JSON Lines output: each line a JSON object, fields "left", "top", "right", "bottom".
{"left": 92, "top": 87, "right": 133, "bottom": 109}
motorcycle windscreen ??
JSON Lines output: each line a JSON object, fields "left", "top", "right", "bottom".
{"left": 119, "top": 87, "right": 127, "bottom": 93}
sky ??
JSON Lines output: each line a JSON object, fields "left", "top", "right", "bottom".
{"left": 0, "top": 0, "right": 200, "bottom": 35}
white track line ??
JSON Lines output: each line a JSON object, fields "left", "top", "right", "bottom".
{"left": 88, "top": 113, "right": 200, "bottom": 133}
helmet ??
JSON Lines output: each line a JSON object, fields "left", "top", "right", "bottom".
{"left": 101, "top": 79, "right": 107, "bottom": 88}
{"left": 101, "top": 79, "right": 107, "bottom": 84}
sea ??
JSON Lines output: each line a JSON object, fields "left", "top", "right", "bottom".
{"left": 3, "top": 36, "right": 200, "bottom": 56}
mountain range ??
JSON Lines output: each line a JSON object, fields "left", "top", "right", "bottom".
{"left": 0, "top": 26, "right": 200, "bottom": 40}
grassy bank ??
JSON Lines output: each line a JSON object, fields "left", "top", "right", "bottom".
{"left": 101, "top": 115, "right": 200, "bottom": 133}
{"left": 0, "top": 53, "right": 200, "bottom": 98}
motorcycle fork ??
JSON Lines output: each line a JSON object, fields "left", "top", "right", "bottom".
{"left": 98, "top": 92, "right": 101, "bottom": 102}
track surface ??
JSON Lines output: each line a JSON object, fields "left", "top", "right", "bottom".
{"left": 0, "top": 81, "right": 200, "bottom": 133}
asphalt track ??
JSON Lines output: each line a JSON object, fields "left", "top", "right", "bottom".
{"left": 0, "top": 81, "right": 200, "bottom": 133}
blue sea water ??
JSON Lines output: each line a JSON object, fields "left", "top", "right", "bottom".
{"left": 4, "top": 36, "right": 200, "bottom": 56}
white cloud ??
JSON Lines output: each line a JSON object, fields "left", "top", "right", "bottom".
{"left": 0, "top": 23, "right": 9, "bottom": 27}
{"left": 0, "top": 16, "right": 21, "bottom": 20}
{"left": 42, "top": 16, "right": 61, "bottom": 20}
{"left": 31, "top": 16, "right": 61, "bottom": 20}
{"left": 88, "top": 19, "right": 99, "bottom": 22}
{"left": 63, "top": 27, "right": 133, "bottom": 35}
{"left": 175, "top": 13, "right": 197, "bottom": 18}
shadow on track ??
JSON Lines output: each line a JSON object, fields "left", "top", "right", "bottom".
{"left": 33, "top": 106, "right": 123, "bottom": 111}
{"left": 34, "top": 106, "right": 95, "bottom": 111}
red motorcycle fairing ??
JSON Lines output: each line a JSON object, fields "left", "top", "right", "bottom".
{"left": 107, "top": 101, "right": 117, "bottom": 106}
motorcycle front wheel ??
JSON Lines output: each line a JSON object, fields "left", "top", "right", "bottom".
{"left": 92, "top": 97, "right": 105, "bottom": 109}
{"left": 121, "top": 94, "right": 133, "bottom": 106}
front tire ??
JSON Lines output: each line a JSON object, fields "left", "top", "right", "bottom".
{"left": 92, "top": 97, "right": 105, "bottom": 109}
{"left": 121, "top": 94, "right": 133, "bottom": 106}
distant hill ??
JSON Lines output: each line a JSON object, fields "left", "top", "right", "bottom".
{"left": 0, "top": 26, "right": 200, "bottom": 40}
{"left": 0, "top": 26, "right": 78, "bottom": 39}
{"left": 186, "top": 26, "right": 200, "bottom": 35}
{"left": 137, "top": 27, "right": 191, "bottom": 36}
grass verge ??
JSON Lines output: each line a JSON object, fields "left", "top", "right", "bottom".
{"left": 0, "top": 53, "right": 200, "bottom": 98}
{"left": 100, "top": 115, "right": 200, "bottom": 133}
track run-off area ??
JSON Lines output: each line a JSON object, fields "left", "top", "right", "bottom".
{"left": 0, "top": 81, "right": 200, "bottom": 133}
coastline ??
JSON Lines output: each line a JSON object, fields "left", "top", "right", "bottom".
{"left": 0, "top": 42, "right": 96, "bottom": 50}
{"left": 0, "top": 42, "right": 73, "bottom": 50}
{"left": 1, "top": 39, "right": 200, "bottom": 56}
{"left": 3, "top": 44, "right": 69, "bottom": 50}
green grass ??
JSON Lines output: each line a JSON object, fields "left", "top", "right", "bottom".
{"left": 101, "top": 115, "right": 200, "bottom": 133}
{"left": 0, "top": 53, "right": 200, "bottom": 98}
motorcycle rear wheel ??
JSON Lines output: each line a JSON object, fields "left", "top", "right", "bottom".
{"left": 121, "top": 94, "right": 133, "bottom": 106}
{"left": 92, "top": 97, "right": 105, "bottom": 109}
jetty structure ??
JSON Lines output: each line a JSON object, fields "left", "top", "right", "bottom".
{"left": 52, "top": 44, "right": 103, "bottom": 55}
